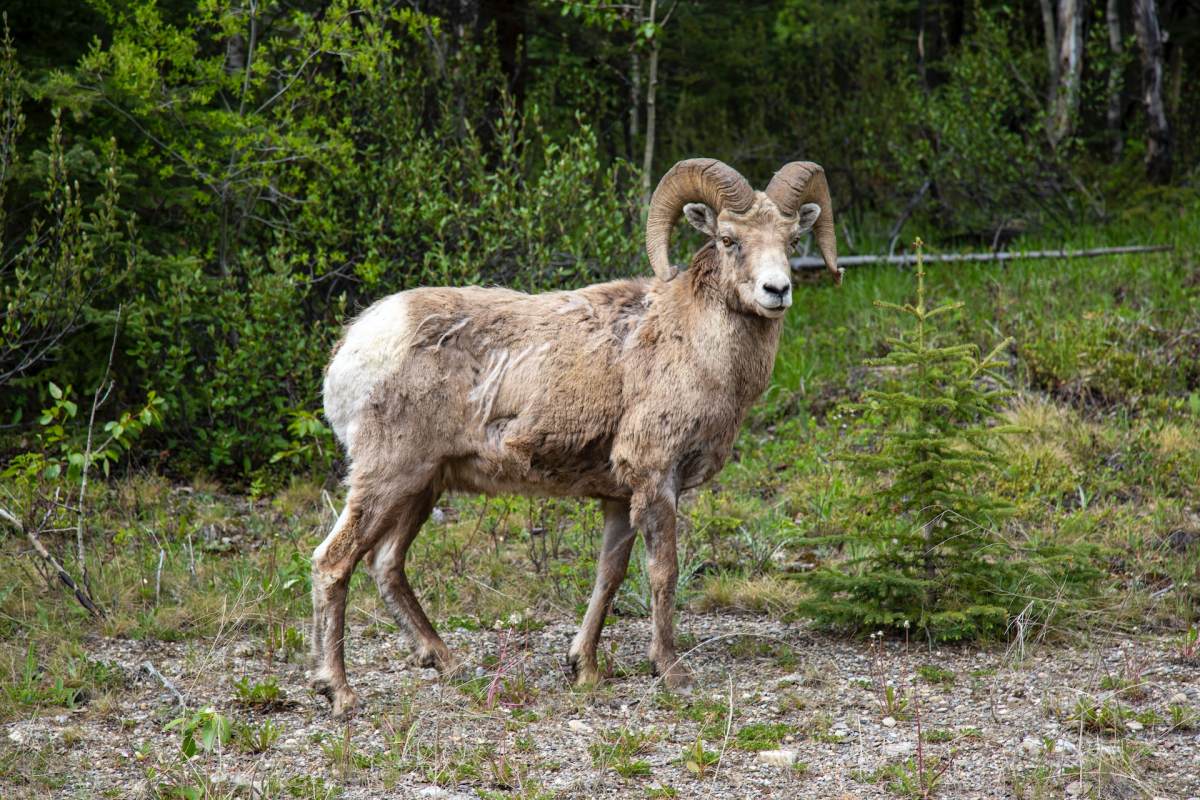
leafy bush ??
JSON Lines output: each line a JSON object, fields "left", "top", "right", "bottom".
{"left": 0, "top": 0, "right": 641, "bottom": 477}
{"left": 0, "top": 18, "right": 133, "bottom": 393}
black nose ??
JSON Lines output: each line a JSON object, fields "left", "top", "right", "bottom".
{"left": 762, "top": 281, "right": 790, "bottom": 297}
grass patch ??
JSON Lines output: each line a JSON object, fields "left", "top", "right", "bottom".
{"left": 589, "top": 727, "right": 658, "bottom": 779}
{"left": 734, "top": 722, "right": 796, "bottom": 751}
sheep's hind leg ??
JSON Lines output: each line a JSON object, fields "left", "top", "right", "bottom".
{"left": 365, "top": 488, "right": 457, "bottom": 674}
{"left": 567, "top": 499, "right": 635, "bottom": 686}
{"left": 310, "top": 491, "right": 404, "bottom": 719}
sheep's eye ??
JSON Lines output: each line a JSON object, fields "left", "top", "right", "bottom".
{"left": 721, "top": 236, "right": 734, "bottom": 248}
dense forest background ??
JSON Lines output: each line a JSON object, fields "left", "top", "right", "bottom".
{"left": 1, "top": 0, "right": 1197, "bottom": 481}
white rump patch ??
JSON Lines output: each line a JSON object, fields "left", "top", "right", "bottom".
{"left": 323, "top": 293, "right": 411, "bottom": 449}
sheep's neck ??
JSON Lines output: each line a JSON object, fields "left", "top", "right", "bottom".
{"left": 659, "top": 275, "right": 784, "bottom": 408}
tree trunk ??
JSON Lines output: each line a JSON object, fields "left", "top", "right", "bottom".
{"left": 1105, "top": 0, "right": 1124, "bottom": 160}
{"left": 628, "top": 48, "right": 640, "bottom": 164}
{"left": 1133, "top": 0, "right": 1172, "bottom": 183}
{"left": 1167, "top": 39, "right": 1183, "bottom": 118}
{"left": 640, "top": 0, "right": 659, "bottom": 207}
{"left": 1050, "top": 0, "right": 1084, "bottom": 148}
{"left": 916, "top": 0, "right": 928, "bottom": 94}
{"left": 1039, "top": 0, "right": 1059, "bottom": 115}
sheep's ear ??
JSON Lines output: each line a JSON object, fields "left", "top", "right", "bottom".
{"left": 684, "top": 203, "right": 717, "bottom": 236}
{"left": 796, "top": 202, "right": 821, "bottom": 233}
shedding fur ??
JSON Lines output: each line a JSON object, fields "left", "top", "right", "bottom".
{"left": 310, "top": 159, "right": 838, "bottom": 719}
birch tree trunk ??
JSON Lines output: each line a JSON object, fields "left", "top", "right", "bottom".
{"left": 1050, "top": 0, "right": 1084, "bottom": 148}
{"left": 1105, "top": 0, "right": 1124, "bottom": 160}
{"left": 1133, "top": 0, "right": 1172, "bottom": 183}
{"left": 1039, "top": 0, "right": 1059, "bottom": 115}
{"left": 640, "top": 0, "right": 659, "bottom": 207}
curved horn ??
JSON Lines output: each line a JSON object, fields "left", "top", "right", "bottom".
{"left": 645, "top": 158, "right": 755, "bottom": 281}
{"left": 765, "top": 162, "right": 842, "bottom": 285}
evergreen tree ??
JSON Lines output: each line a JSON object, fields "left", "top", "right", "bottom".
{"left": 799, "top": 240, "right": 1025, "bottom": 641}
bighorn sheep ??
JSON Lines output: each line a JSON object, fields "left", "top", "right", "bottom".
{"left": 312, "top": 158, "right": 840, "bottom": 718}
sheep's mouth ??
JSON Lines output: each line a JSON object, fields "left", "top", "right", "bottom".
{"left": 755, "top": 297, "right": 791, "bottom": 316}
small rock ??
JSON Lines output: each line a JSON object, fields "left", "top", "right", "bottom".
{"left": 1125, "top": 719, "right": 1144, "bottom": 732}
{"left": 1054, "top": 738, "right": 1078, "bottom": 754}
{"left": 567, "top": 719, "right": 593, "bottom": 735}
{"left": 1169, "top": 692, "right": 1188, "bottom": 705}
{"left": 7, "top": 728, "right": 25, "bottom": 745}
{"left": 1020, "top": 736, "right": 1042, "bottom": 756}
{"left": 417, "top": 788, "right": 450, "bottom": 799}
{"left": 1066, "top": 780, "right": 1090, "bottom": 797}
{"left": 431, "top": 507, "right": 446, "bottom": 524}
{"left": 883, "top": 742, "right": 915, "bottom": 758}
{"left": 757, "top": 749, "right": 798, "bottom": 767}
{"left": 212, "top": 773, "right": 263, "bottom": 798}
{"left": 881, "top": 716, "right": 897, "bottom": 728}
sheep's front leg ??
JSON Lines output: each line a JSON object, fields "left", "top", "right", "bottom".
{"left": 632, "top": 485, "right": 692, "bottom": 689}
{"left": 567, "top": 499, "right": 635, "bottom": 685}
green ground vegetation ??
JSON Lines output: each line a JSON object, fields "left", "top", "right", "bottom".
{"left": 1, "top": 2, "right": 1199, "bottom": 795}
{"left": 2, "top": 204, "right": 1197, "bottom": 705}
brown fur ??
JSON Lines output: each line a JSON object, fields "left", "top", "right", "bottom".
{"left": 310, "top": 191, "right": 812, "bottom": 719}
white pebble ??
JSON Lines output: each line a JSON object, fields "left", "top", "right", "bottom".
{"left": 757, "top": 749, "right": 798, "bottom": 767}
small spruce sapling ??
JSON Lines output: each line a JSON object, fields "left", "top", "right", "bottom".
{"left": 798, "top": 239, "right": 1024, "bottom": 641}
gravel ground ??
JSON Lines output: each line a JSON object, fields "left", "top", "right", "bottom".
{"left": 4, "top": 612, "right": 1199, "bottom": 799}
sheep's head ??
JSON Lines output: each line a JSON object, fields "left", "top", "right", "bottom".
{"left": 645, "top": 158, "right": 841, "bottom": 320}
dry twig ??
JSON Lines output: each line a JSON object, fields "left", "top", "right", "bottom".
{"left": 77, "top": 304, "right": 121, "bottom": 594}
{"left": 0, "top": 502, "right": 103, "bottom": 617}
{"left": 141, "top": 661, "right": 186, "bottom": 708}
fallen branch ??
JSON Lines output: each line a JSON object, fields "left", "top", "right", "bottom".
{"left": 792, "top": 244, "right": 1172, "bottom": 272}
{"left": 0, "top": 503, "right": 104, "bottom": 618}
{"left": 141, "top": 661, "right": 187, "bottom": 708}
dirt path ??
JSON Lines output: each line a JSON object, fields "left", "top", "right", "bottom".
{"left": 4, "top": 613, "right": 1199, "bottom": 799}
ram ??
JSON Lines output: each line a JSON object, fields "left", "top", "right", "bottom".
{"left": 312, "top": 158, "right": 840, "bottom": 718}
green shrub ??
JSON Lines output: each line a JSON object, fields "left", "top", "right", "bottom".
{"left": 0, "top": 16, "right": 133, "bottom": 394}
{"left": 797, "top": 242, "right": 1102, "bottom": 641}
{"left": 1, "top": 1, "right": 640, "bottom": 477}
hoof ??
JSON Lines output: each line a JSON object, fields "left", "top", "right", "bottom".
{"left": 566, "top": 652, "right": 601, "bottom": 688}
{"left": 412, "top": 644, "right": 458, "bottom": 674}
{"left": 309, "top": 672, "right": 334, "bottom": 701}
{"left": 330, "top": 686, "right": 359, "bottom": 720}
